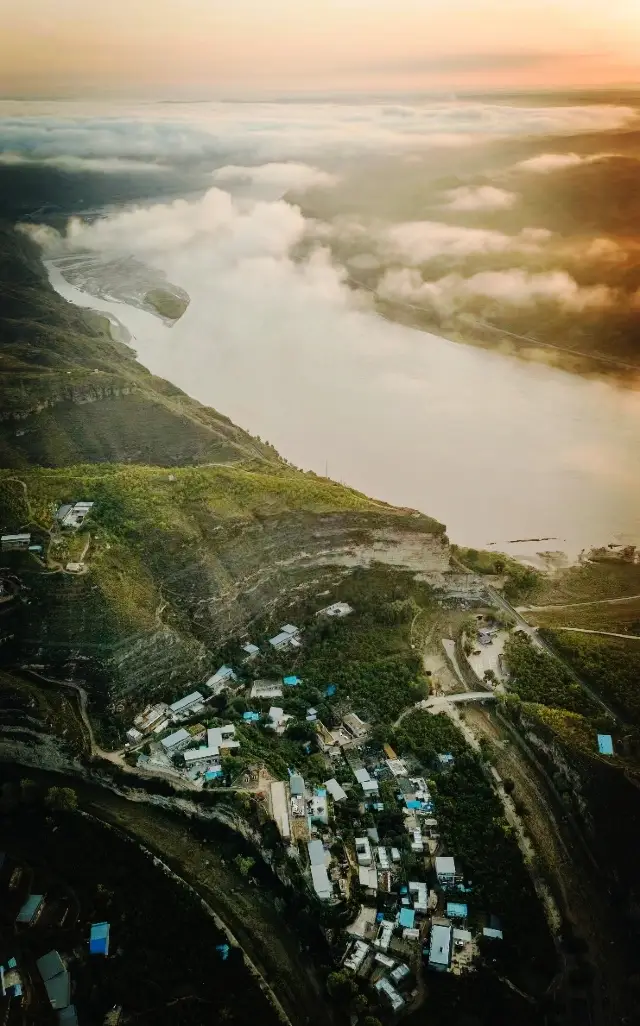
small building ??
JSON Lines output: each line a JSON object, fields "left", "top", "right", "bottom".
{"left": 161, "top": 727, "right": 191, "bottom": 752}
{"left": 390, "top": 847, "right": 401, "bottom": 863}
{"left": 428, "top": 921, "right": 452, "bottom": 972}
{"left": 409, "top": 881, "right": 428, "bottom": 914}
{"left": 410, "top": 829, "right": 424, "bottom": 853}
{"left": 16, "top": 893, "right": 44, "bottom": 925}
{"left": 344, "top": 940, "right": 370, "bottom": 973}
{"left": 355, "top": 836, "right": 373, "bottom": 866}
{"left": 308, "top": 839, "right": 326, "bottom": 866}
{"left": 206, "top": 666, "right": 237, "bottom": 695}
{"left": 483, "top": 927, "right": 504, "bottom": 940}
{"left": 134, "top": 703, "right": 169, "bottom": 732}
{"left": 152, "top": 718, "right": 170, "bottom": 735}
{"left": 374, "top": 920, "right": 394, "bottom": 952}
{"left": 325, "top": 778, "right": 347, "bottom": 802}
{"left": 358, "top": 866, "right": 378, "bottom": 894}
{"left": 453, "top": 928, "right": 472, "bottom": 945}
{"left": 308, "top": 840, "right": 332, "bottom": 901}
{"left": 306, "top": 707, "right": 318, "bottom": 722}
{"left": 59, "top": 501, "right": 94, "bottom": 529}
{"left": 250, "top": 681, "right": 283, "bottom": 699}
{"left": 36, "top": 951, "right": 70, "bottom": 1010}
{"left": 184, "top": 746, "right": 221, "bottom": 766}
{"left": 1, "top": 534, "right": 30, "bottom": 551}
{"left": 343, "top": 712, "right": 368, "bottom": 738}
{"left": 290, "top": 774, "right": 305, "bottom": 797}
{"left": 597, "top": 734, "right": 614, "bottom": 756}
{"left": 390, "top": 963, "right": 411, "bottom": 985}
{"left": 376, "top": 847, "right": 390, "bottom": 870}
{"left": 243, "top": 711, "right": 261, "bottom": 722}
{"left": 446, "top": 902, "right": 468, "bottom": 919}
{"left": 374, "top": 977, "right": 404, "bottom": 1013}
{"left": 58, "top": 1006, "right": 79, "bottom": 1026}
{"left": 242, "top": 643, "right": 260, "bottom": 659}
{"left": 89, "top": 922, "right": 110, "bottom": 956}
{"left": 65, "top": 562, "right": 85, "bottom": 573}
{"left": 269, "top": 625, "right": 301, "bottom": 650}
{"left": 437, "top": 752, "right": 455, "bottom": 768}
{"left": 1, "top": 958, "right": 23, "bottom": 1000}
{"left": 374, "top": 952, "right": 396, "bottom": 969}
{"left": 316, "top": 602, "right": 353, "bottom": 618}
{"left": 435, "top": 855, "right": 457, "bottom": 886}
{"left": 398, "top": 907, "right": 415, "bottom": 930}
{"left": 386, "top": 758, "right": 408, "bottom": 777}
{"left": 169, "top": 691, "right": 204, "bottom": 717}
{"left": 126, "top": 728, "right": 143, "bottom": 745}
{"left": 310, "top": 788, "right": 328, "bottom": 824}
{"left": 354, "top": 767, "right": 378, "bottom": 795}
{"left": 283, "top": 675, "right": 302, "bottom": 687}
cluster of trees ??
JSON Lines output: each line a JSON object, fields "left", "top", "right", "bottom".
{"left": 540, "top": 629, "right": 640, "bottom": 723}
{"left": 452, "top": 546, "right": 541, "bottom": 601}
{"left": 503, "top": 634, "right": 597, "bottom": 716}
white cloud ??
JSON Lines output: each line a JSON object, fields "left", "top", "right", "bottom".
{"left": 0, "top": 99, "right": 635, "bottom": 167}
{"left": 381, "top": 220, "right": 551, "bottom": 264}
{"left": 211, "top": 162, "right": 338, "bottom": 192}
{"left": 378, "top": 266, "right": 616, "bottom": 314}
{"left": 0, "top": 151, "right": 165, "bottom": 173}
{"left": 514, "top": 152, "right": 612, "bottom": 173}
{"left": 442, "top": 185, "right": 517, "bottom": 211}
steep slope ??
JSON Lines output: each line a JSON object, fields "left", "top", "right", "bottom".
{"left": 0, "top": 224, "right": 273, "bottom": 467}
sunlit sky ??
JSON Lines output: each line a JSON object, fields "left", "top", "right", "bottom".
{"left": 2, "top": 0, "right": 640, "bottom": 97}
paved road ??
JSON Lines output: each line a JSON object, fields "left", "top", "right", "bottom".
{"left": 394, "top": 690, "right": 497, "bottom": 727}
{"left": 557, "top": 627, "right": 640, "bottom": 641}
{"left": 521, "top": 592, "right": 640, "bottom": 612}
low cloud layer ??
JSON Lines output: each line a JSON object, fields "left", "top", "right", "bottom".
{"left": 211, "top": 162, "right": 338, "bottom": 192}
{"left": 514, "top": 152, "right": 612, "bottom": 173}
{"left": 0, "top": 151, "right": 165, "bottom": 173}
{"left": 442, "top": 185, "right": 517, "bottom": 211}
{"left": 381, "top": 221, "right": 552, "bottom": 264}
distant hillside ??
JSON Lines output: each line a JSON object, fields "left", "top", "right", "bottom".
{"left": 0, "top": 224, "right": 273, "bottom": 468}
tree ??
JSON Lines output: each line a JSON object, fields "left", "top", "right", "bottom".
{"left": 233, "top": 854, "right": 255, "bottom": 877}
{"left": 20, "top": 778, "right": 38, "bottom": 804}
{"left": 326, "top": 971, "right": 357, "bottom": 1003}
{"left": 45, "top": 786, "right": 78, "bottom": 812}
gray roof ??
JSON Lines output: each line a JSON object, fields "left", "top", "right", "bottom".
{"left": 290, "top": 774, "right": 305, "bottom": 796}
{"left": 44, "top": 971, "right": 70, "bottom": 1010}
{"left": 59, "top": 1005, "right": 79, "bottom": 1025}
{"left": 37, "top": 951, "right": 65, "bottom": 982}
{"left": 307, "top": 839, "right": 326, "bottom": 866}
{"left": 16, "top": 893, "right": 44, "bottom": 923}
{"left": 429, "top": 924, "right": 452, "bottom": 967}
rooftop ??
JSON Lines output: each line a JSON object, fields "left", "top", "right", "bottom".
{"left": 89, "top": 921, "right": 110, "bottom": 956}
{"left": 169, "top": 691, "right": 204, "bottom": 713}
{"left": 161, "top": 727, "right": 191, "bottom": 750}
{"left": 429, "top": 923, "right": 452, "bottom": 968}
{"left": 597, "top": 733, "right": 614, "bottom": 756}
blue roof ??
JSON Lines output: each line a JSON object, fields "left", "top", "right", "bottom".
{"left": 205, "top": 768, "right": 223, "bottom": 780}
{"left": 89, "top": 922, "right": 110, "bottom": 956}
{"left": 399, "top": 885, "right": 408, "bottom": 894}
{"left": 325, "top": 684, "right": 337, "bottom": 697}
{"left": 7, "top": 958, "right": 16, "bottom": 970}
{"left": 376, "top": 911, "right": 385, "bottom": 922}
{"left": 243, "top": 711, "right": 260, "bottom": 721}
{"left": 399, "top": 908, "right": 415, "bottom": 929}
{"left": 406, "top": 799, "right": 421, "bottom": 810}
{"left": 597, "top": 734, "right": 614, "bottom": 755}
{"left": 315, "top": 788, "right": 327, "bottom": 797}
{"left": 283, "top": 676, "right": 301, "bottom": 686}
{"left": 216, "top": 944, "right": 230, "bottom": 961}
{"left": 446, "top": 902, "right": 468, "bottom": 918}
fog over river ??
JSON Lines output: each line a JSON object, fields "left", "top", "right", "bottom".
{"left": 47, "top": 257, "right": 640, "bottom": 562}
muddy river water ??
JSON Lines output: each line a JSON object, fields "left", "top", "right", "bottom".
{"left": 47, "top": 260, "right": 640, "bottom": 561}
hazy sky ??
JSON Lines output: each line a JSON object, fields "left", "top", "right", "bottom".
{"left": 2, "top": 0, "right": 640, "bottom": 97}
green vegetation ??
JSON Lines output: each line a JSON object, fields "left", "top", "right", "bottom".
{"left": 540, "top": 629, "right": 640, "bottom": 722}
{"left": 452, "top": 545, "right": 541, "bottom": 602}
{"left": 530, "top": 596, "right": 640, "bottom": 633}
{"left": 145, "top": 287, "right": 189, "bottom": 320}
{"left": 503, "top": 633, "right": 598, "bottom": 716}
{"left": 531, "top": 558, "right": 640, "bottom": 606}
{"left": 45, "top": 785, "right": 78, "bottom": 811}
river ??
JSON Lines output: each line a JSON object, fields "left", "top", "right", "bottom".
{"left": 46, "top": 259, "right": 640, "bottom": 561}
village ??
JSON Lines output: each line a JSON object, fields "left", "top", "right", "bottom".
{"left": 117, "top": 601, "right": 506, "bottom": 1018}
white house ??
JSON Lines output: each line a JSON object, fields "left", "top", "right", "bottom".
{"left": 161, "top": 728, "right": 191, "bottom": 752}
{"left": 344, "top": 941, "right": 369, "bottom": 973}
{"left": 324, "top": 778, "right": 347, "bottom": 802}
{"left": 354, "top": 767, "right": 378, "bottom": 795}
{"left": 428, "top": 921, "right": 452, "bottom": 972}
{"left": 355, "top": 837, "right": 373, "bottom": 866}
{"left": 250, "top": 681, "right": 283, "bottom": 699}
{"left": 169, "top": 692, "right": 204, "bottom": 718}
{"left": 316, "top": 602, "right": 353, "bottom": 618}
{"left": 126, "top": 728, "right": 143, "bottom": 745}
{"left": 242, "top": 643, "right": 260, "bottom": 659}
{"left": 269, "top": 624, "right": 301, "bottom": 650}
{"left": 205, "top": 666, "right": 237, "bottom": 695}
{"left": 435, "top": 856, "right": 456, "bottom": 887}
{"left": 308, "top": 840, "right": 332, "bottom": 901}
{"left": 374, "top": 977, "right": 404, "bottom": 1012}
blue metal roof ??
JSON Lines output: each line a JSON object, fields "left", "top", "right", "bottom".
{"left": 597, "top": 734, "right": 614, "bottom": 755}
{"left": 283, "top": 676, "right": 301, "bottom": 686}
{"left": 406, "top": 799, "right": 421, "bottom": 810}
{"left": 16, "top": 894, "right": 43, "bottom": 924}
{"left": 243, "top": 711, "right": 260, "bottom": 721}
{"left": 89, "top": 922, "right": 110, "bottom": 956}
{"left": 446, "top": 902, "right": 468, "bottom": 918}
{"left": 399, "top": 908, "right": 415, "bottom": 929}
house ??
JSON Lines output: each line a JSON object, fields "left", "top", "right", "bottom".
{"left": 358, "top": 866, "right": 378, "bottom": 894}
{"left": 324, "top": 778, "right": 347, "bottom": 802}
{"left": 343, "top": 712, "right": 368, "bottom": 738}
{"left": 435, "top": 855, "right": 457, "bottom": 886}
{"left": 483, "top": 927, "right": 504, "bottom": 940}
{"left": 168, "top": 692, "right": 204, "bottom": 718}
{"left": 308, "top": 840, "right": 332, "bottom": 901}
{"left": 58, "top": 1007, "right": 79, "bottom": 1026}
{"left": 250, "top": 681, "right": 283, "bottom": 699}
{"left": 428, "top": 921, "right": 452, "bottom": 972}
{"left": 126, "top": 728, "right": 143, "bottom": 745}
{"left": 152, "top": 718, "right": 170, "bottom": 735}
{"left": 374, "top": 952, "right": 395, "bottom": 969}
{"left": 1, "top": 958, "right": 23, "bottom": 1000}
{"left": 385, "top": 758, "right": 408, "bottom": 777}
{"left": 269, "top": 624, "right": 301, "bottom": 650}
{"left": 134, "top": 703, "right": 169, "bottom": 732}
{"left": 354, "top": 767, "right": 378, "bottom": 795}
{"left": 310, "top": 788, "right": 328, "bottom": 824}
{"left": 207, "top": 725, "right": 238, "bottom": 750}
{"left": 391, "top": 847, "right": 401, "bottom": 863}
{"left": 373, "top": 920, "right": 394, "bottom": 952}
{"left": 410, "top": 829, "right": 424, "bottom": 853}
{"left": 206, "top": 666, "right": 237, "bottom": 695}
{"left": 16, "top": 894, "right": 44, "bottom": 925}
{"left": 453, "top": 928, "right": 472, "bottom": 946}
{"left": 89, "top": 922, "right": 110, "bottom": 955}
{"left": 1, "top": 534, "right": 30, "bottom": 551}
{"left": 242, "top": 643, "right": 260, "bottom": 659}
{"left": 316, "top": 602, "right": 353, "bottom": 618}
{"left": 267, "top": 706, "right": 287, "bottom": 731}
{"left": 408, "top": 881, "right": 428, "bottom": 913}
{"left": 184, "top": 747, "right": 221, "bottom": 766}
{"left": 437, "top": 752, "right": 455, "bottom": 769}
{"left": 65, "top": 562, "right": 84, "bottom": 573}
{"left": 446, "top": 902, "right": 468, "bottom": 919}
{"left": 398, "top": 908, "right": 415, "bottom": 930}
{"left": 306, "top": 707, "right": 317, "bottom": 722}
{"left": 59, "top": 501, "right": 94, "bottom": 528}
{"left": 390, "top": 963, "right": 411, "bottom": 986}
{"left": 374, "top": 977, "right": 404, "bottom": 1013}
{"left": 290, "top": 774, "right": 305, "bottom": 797}
{"left": 355, "top": 837, "right": 373, "bottom": 866}
{"left": 344, "top": 940, "right": 370, "bottom": 973}
{"left": 36, "top": 951, "right": 70, "bottom": 1010}
{"left": 161, "top": 728, "right": 191, "bottom": 752}
{"left": 376, "top": 847, "right": 390, "bottom": 870}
